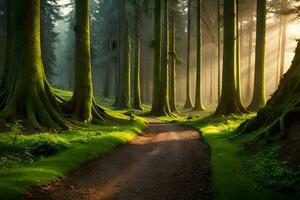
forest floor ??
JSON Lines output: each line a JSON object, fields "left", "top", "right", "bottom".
{"left": 0, "top": 89, "right": 148, "bottom": 200}
{"left": 23, "top": 118, "right": 212, "bottom": 200}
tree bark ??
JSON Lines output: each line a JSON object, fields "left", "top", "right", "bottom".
{"left": 194, "top": 0, "right": 205, "bottom": 111}
{"left": 247, "top": 0, "right": 267, "bottom": 112}
{"left": 215, "top": 0, "right": 247, "bottom": 115}
{"left": 150, "top": 0, "right": 162, "bottom": 115}
{"left": 279, "top": 0, "right": 288, "bottom": 78}
{"left": 247, "top": 13, "right": 254, "bottom": 100}
{"left": 64, "top": 0, "right": 106, "bottom": 123}
{"left": 184, "top": 0, "right": 194, "bottom": 109}
{"left": 114, "top": 0, "right": 131, "bottom": 109}
{"left": 0, "top": 0, "right": 71, "bottom": 129}
{"left": 217, "top": 0, "right": 221, "bottom": 102}
{"left": 169, "top": 0, "right": 178, "bottom": 113}
{"left": 133, "top": 0, "right": 143, "bottom": 110}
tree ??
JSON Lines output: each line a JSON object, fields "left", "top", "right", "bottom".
{"left": 63, "top": 0, "right": 106, "bottom": 123}
{"left": 0, "top": 0, "right": 6, "bottom": 75}
{"left": 217, "top": 0, "right": 222, "bottom": 102}
{"left": 133, "top": 0, "right": 143, "bottom": 110}
{"left": 150, "top": 0, "right": 173, "bottom": 116}
{"left": 0, "top": 0, "right": 71, "bottom": 129}
{"left": 194, "top": 0, "right": 205, "bottom": 111}
{"left": 114, "top": 0, "right": 131, "bottom": 109}
{"left": 247, "top": 0, "right": 267, "bottom": 112}
{"left": 238, "top": 40, "right": 300, "bottom": 143}
{"left": 184, "top": 0, "right": 194, "bottom": 109}
{"left": 215, "top": 0, "right": 247, "bottom": 115}
{"left": 169, "top": 0, "right": 179, "bottom": 113}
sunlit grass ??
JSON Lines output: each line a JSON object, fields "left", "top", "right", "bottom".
{"left": 0, "top": 89, "right": 148, "bottom": 200}
{"left": 160, "top": 113, "right": 299, "bottom": 200}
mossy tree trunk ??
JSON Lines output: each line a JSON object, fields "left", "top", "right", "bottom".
{"left": 279, "top": 0, "right": 288, "bottom": 79}
{"left": 215, "top": 0, "right": 247, "bottom": 115}
{"left": 247, "top": 13, "right": 254, "bottom": 100}
{"left": 114, "top": 0, "right": 131, "bottom": 109}
{"left": 236, "top": 1, "right": 247, "bottom": 113}
{"left": 0, "top": 0, "right": 71, "bottom": 130}
{"left": 238, "top": 41, "right": 300, "bottom": 143}
{"left": 151, "top": 0, "right": 173, "bottom": 116}
{"left": 169, "top": 0, "right": 178, "bottom": 113}
{"left": 160, "top": 0, "right": 173, "bottom": 116}
{"left": 1, "top": 0, "right": 10, "bottom": 90}
{"left": 133, "top": 0, "right": 143, "bottom": 110}
{"left": 217, "top": 0, "right": 221, "bottom": 103}
{"left": 247, "top": 0, "right": 267, "bottom": 112}
{"left": 64, "top": 0, "right": 106, "bottom": 123}
{"left": 194, "top": 0, "right": 205, "bottom": 111}
{"left": 150, "top": 0, "right": 162, "bottom": 115}
{"left": 184, "top": 0, "right": 194, "bottom": 109}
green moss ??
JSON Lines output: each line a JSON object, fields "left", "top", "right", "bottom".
{"left": 246, "top": 146, "right": 300, "bottom": 193}
{"left": 164, "top": 114, "right": 300, "bottom": 200}
{"left": 0, "top": 88, "right": 148, "bottom": 200}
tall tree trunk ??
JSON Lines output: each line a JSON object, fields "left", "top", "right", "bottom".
{"left": 1, "top": 0, "right": 10, "bottom": 89}
{"left": 151, "top": 0, "right": 173, "bottom": 116}
{"left": 276, "top": 16, "right": 283, "bottom": 87}
{"left": 114, "top": 0, "right": 131, "bottom": 109}
{"left": 279, "top": 0, "right": 288, "bottom": 78}
{"left": 184, "top": 0, "right": 194, "bottom": 109}
{"left": 210, "top": 44, "right": 214, "bottom": 104}
{"left": 217, "top": 0, "right": 221, "bottom": 102}
{"left": 247, "top": 13, "right": 254, "bottom": 100}
{"left": 150, "top": 0, "right": 162, "bottom": 115}
{"left": 169, "top": 0, "right": 178, "bottom": 113}
{"left": 133, "top": 0, "right": 143, "bottom": 110}
{"left": 194, "top": 0, "right": 205, "bottom": 111}
{"left": 236, "top": 3, "right": 247, "bottom": 112}
{"left": 64, "top": 0, "right": 106, "bottom": 123}
{"left": 0, "top": 0, "right": 71, "bottom": 129}
{"left": 113, "top": 0, "right": 121, "bottom": 107}
{"left": 248, "top": 0, "right": 266, "bottom": 112}
{"left": 215, "top": 0, "right": 247, "bottom": 115}
{"left": 160, "top": 0, "right": 173, "bottom": 116}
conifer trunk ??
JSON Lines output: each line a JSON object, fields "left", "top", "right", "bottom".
{"left": 247, "top": 14, "right": 254, "bottom": 100}
{"left": 169, "top": 0, "right": 178, "bottom": 113}
{"left": 133, "top": 0, "right": 142, "bottom": 110}
{"left": 114, "top": 0, "right": 131, "bottom": 109}
{"left": 215, "top": 0, "right": 247, "bottom": 115}
{"left": 64, "top": 0, "right": 106, "bottom": 123}
{"left": 247, "top": 0, "right": 266, "bottom": 112}
{"left": 279, "top": 0, "right": 288, "bottom": 78}
{"left": 150, "top": 0, "right": 162, "bottom": 115}
{"left": 184, "top": 0, "right": 194, "bottom": 109}
{"left": 194, "top": 0, "right": 205, "bottom": 111}
{"left": 0, "top": 0, "right": 71, "bottom": 129}
{"left": 217, "top": 0, "right": 221, "bottom": 102}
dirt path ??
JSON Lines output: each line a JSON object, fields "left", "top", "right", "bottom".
{"left": 25, "top": 119, "right": 212, "bottom": 200}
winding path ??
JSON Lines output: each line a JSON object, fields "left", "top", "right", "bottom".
{"left": 25, "top": 119, "right": 212, "bottom": 200}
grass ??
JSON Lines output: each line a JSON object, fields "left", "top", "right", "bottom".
{"left": 0, "top": 89, "right": 148, "bottom": 200}
{"left": 159, "top": 113, "right": 299, "bottom": 200}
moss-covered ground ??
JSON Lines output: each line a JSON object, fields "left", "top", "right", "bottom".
{"left": 0, "top": 89, "right": 148, "bottom": 200}
{"left": 159, "top": 112, "right": 300, "bottom": 200}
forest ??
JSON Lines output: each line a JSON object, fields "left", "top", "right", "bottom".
{"left": 0, "top": 0, "right": 300, "bottom": 199}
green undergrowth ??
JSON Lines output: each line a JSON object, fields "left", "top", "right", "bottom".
{"left": 162, "top": 114, "right": 299, "bottom": 200}
{"left": 0, "top": 89, "right": 148, "bottom": 200}
{"left": 246, "top": 145, "right": 300, "bottom": 193}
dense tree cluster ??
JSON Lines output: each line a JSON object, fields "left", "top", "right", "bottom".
{"left": 0, "top": 0, "right": 299, "bottom": 141}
